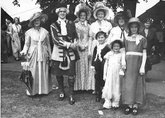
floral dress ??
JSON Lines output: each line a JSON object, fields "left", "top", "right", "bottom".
{"left": 74, "top": 21, "right": 92, "bottom": 90}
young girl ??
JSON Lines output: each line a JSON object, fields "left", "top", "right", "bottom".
{"left": 122, "top": 17, "right": 147, "bottom": 115}
{"left": 91, "top": 31, "right": 110, "bottom": 102}
{"left": 102, "top": 40, "right": 125, "bottom": 109}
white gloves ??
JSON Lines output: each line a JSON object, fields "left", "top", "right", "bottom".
{"left": 58, "top": 40, "right": 71, "bottom": 49}
{"left": 139, "top": 66, "right": 145, "bottom": 75}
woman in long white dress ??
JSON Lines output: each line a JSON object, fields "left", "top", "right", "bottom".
{"left": 20, "top": 12, "right": 52, "bottom": 96}
{"left": 11, "top": 17, "right": 22, "bottom": 61}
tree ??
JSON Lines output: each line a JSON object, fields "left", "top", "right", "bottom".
{"left": 12, "top": 0, "right": 151, "bottom": 17}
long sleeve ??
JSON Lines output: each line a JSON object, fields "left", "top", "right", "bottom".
{"left": 101, "top": 46, "right": 111, "bottom": 59}
{"left": 88, "top": 25, "right": 94, "bottom": 56}
{"left": 21, "top": 31, "right": 31, "bottom": 54}
{"left": 140, "top": 49, "right": 147, "bottom": 73}
{"left": 91, "top": 47, "right": 97, "bottom": 67}
{"left": 50, "top": 23, "right": 61, "bottom": 45}
{"left": 46, "top": 34, "right": 51, "bottom": 59}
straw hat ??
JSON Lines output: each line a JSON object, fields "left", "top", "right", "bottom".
{"left": 127, "top": 17, "right": 144, "bottom": 32}
{"left": 93, "top": 2, "right": 109, "bottom": 19}
{"left": 28, "top": 12, "right": 48, "bottom": 27}
{"left": 75, "top": 5, "right": 91, "bottom": 20}
{"left": 128, "top": 17, "right": 142, "bottom": 26}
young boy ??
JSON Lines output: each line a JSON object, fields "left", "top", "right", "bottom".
{"left": 91, "top": 31, "right": 110, "bottom": 102}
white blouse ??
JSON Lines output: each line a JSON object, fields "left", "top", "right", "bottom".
{"left": 89, "top": 20, "right": 112, "bottom": 38}
{"left": 107, "top": 26, "right": 128, "bottom": 44}
{"left": 22, "top": 27, "right": 51, "bottom": 61}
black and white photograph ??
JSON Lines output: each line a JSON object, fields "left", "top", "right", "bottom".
{"left": 1, "top": 0, "right": 165, "bottom": 117}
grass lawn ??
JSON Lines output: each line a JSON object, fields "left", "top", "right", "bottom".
{"left": 1, "top": 70, "right": 165, "bottom": 118}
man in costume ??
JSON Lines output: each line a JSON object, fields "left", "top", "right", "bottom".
{"left": 50, "top": 4, "right": 78, "bottom": 105}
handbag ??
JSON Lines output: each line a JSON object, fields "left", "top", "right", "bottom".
{"left": 19, "top": 61, "right": 33, "bottom": 94}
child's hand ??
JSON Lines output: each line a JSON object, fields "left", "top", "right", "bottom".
{"left": 119, "top": 69, "right": 125, "bottom": 76}
{"left": 90, "top": 66, "right": 95, "bottom": 72}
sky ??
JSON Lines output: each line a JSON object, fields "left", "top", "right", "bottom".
{"left": 1, "top": 0, "right": 160, "bottom": 22}
{"left": 135, "top": 0, "right": 159, "bottom": 17}
{"left": 1, "top": 0, "right": 41, "bottom": 22}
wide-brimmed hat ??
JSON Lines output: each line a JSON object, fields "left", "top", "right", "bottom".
{"left": 75, "top": 5, "right": 91, "bottom": 20}
{"left": 114, "top": 11, "right": 129, "bottom": 24}
{"left": 127, "top": 17, "right": 144, "bottom": 32}
{"left": 93, "top": 2, "right": 109, "bottom": 20}
{"left": 51, "top": 3, "right": 69, "bottom": 14}
{"left": 128, "top": 17, "right": 141, "bottom": 26}
{"left": 28, "top": 12, "right": 48, "bottom": 27}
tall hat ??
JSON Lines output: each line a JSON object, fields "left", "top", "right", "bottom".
{"left": 93, "top": 2, "right": 109, "bottom": 20}
{"left": 75, "top": 5, "right": 91, "bottom": 20}
{"left": 28, "top": 12, "right": 48, "bottom": 27}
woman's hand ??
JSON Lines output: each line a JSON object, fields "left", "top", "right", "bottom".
{"left": 20, "top": 50, "right": 26, "bottom": 56}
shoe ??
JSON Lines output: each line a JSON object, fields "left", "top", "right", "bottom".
{"left": 68, "top": 96, "right": 75, "bottom": 105}
{"left": 58, "top": 93, "right": 65, "bottom": 101}
{"left": 124, "top": 106, "right": 132, "bottom": 115}
{"left": 112, "top": 106, "right": 119, "bottom": 110}
{"left": 132, "top": 107, "right": 138, "bottom": 115}
{"left": 112, "top": 102, "right": 119, "bottom": 110}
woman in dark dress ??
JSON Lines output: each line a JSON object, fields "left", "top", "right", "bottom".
{"left": 122, "top": 17, "right": 147, "bottom": 115}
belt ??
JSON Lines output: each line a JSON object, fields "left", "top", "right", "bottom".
{"left": 126, "top": 52, "right": 142, "bottom": 56}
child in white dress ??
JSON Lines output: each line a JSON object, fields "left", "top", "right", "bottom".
{"left": 102, "top": 40, "right": 125, "bottom": 109}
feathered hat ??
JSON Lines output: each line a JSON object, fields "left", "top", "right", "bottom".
{"left": 28, "top": 12, "right": 48, "bottom": 27}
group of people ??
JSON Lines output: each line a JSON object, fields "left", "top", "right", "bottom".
{"left": 1, "top": 17, "right": 23, "bottom": 63}
{"left": 2, "top": 0, "right": 164, "bottom": 116}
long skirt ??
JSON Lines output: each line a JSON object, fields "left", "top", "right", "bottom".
{"left": 27, "top": 51, "right": 52, "bottom": 95}
{"left": 121, "top": 55, "right": 146, "bottom": 105}
{"left": 11, "top": 33, "right": 21, "bottom": 57}
{"left": 74, "top": 49, "right": 92, "bottom": 90}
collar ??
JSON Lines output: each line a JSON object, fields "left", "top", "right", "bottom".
{"left": 57, "top": 18, "right": 67, "bottom": 24}
{"left": 97, "top": 20, "right": 105, "bottom": 25}
{"left": 80, "top": 20, "right": 88, "bottom": 26}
